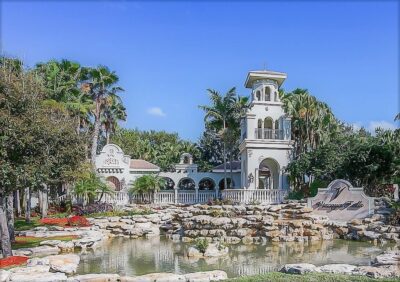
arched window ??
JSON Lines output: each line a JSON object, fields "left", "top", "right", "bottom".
{"left": 274, "top": 91, "right": 278, "bottom": 102}
{"left": 199, "top": 178, "right": 216, "bottom": 190}
{"left": 183, "top": 156, "right": 190, "bottom": 164}
{"left": 106, "top": 176, "right": 121, "bottom": 191}
{"left": 161, "top": 177, "right": 175, "bottom": 190}
{"left": 178, "top": 178, "right": 195, "bottom": 190}
{"left": 264, "top": 118, "right": 273, "bottom": 129}
{"left": 264, "top": 118, "right": 273, "bottom": 139}
{"left": 256, "top": 91, "right": 261, "bottom": 101}
{"left": 265, "top": 87, "right": 271, "bottom": 101}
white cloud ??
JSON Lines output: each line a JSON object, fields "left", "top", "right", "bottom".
{"left": 147, "top": 107, "right": 166, "bottom": 117}
{"left": 368, "top": 120, "right": 397, "bottom": 132}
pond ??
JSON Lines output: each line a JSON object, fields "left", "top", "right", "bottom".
{"left": 76, "top": 236, "right": 393, "bottom": 278}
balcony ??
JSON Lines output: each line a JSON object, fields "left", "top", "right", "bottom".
{"left": 255, "top": 129, "right": 284, "bottom": 140}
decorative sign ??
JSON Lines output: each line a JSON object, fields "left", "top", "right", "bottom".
{"left": 307, "top": 179, "right": 375, "bottom": 221}
{"left": 103, "top": 148, "right": 120, "bottom": 166}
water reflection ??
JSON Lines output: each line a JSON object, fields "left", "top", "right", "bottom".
{"left": 76, "top": 237, "right": 396, "bottom": 278}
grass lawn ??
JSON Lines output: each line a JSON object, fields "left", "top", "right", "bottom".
{"left": 14, "top": 217, "right": 41, "bottom": 231}
{"left": 227, "top": 272, "right": 398, "bottom": 282}
{"left": 12, "top": 235, "right": 78, "bottom": 249}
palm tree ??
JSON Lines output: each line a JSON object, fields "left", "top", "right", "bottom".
{"left": 86, "top": 66, "right": 124, "bottom": 165}
{"left": 199, "top": 88, "right": 236, "bottom": 190}
{"left": 129, "top": 175, "right": 166, "bottom": 203}
{"left": 395, "top": 113, "right": 400, "bottom": 121}
{"left": 101, "top": 95, "right": 127, "bottom": 144}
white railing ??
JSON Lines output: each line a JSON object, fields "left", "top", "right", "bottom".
{"left": 221, "top": 189, "right": 288, "bottom": 204}
{"left": 178, "top": 191, "right": 196, "bottom": 204}
{"left": 155, "top": 191, "right": 175, "bottom": 204}
{"left": 64, "top": 189, "right": 287, "bottom": 206}
{"left": 96, "top": 191, "right": 130, "bottom": 205}
{"left": 198, "top": 191, "right": 217, "bottom": 203}
{"left": 255, "top": 129, "right": 284, "bottom": 140}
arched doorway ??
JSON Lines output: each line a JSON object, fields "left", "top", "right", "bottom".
{"left": 218, "top": 178, "right": 234, "bottom": 190}
{"left": 258, "top": 158, "right": 279, "bottom": 189}
{"left": 178, "top": 178, "right": 195, "bottom": 190}
{"left": 199, "top": 178, "right": 216, "bottom": 190}
{"left": 106, "top": 176, "right": 121, "bottom": 191}
{"left": 161, "top": 177, "right": 175, "bottom": 190}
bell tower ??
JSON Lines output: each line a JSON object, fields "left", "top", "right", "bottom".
{"left": 239, "top": 70, "right": 292, "bottom": 190}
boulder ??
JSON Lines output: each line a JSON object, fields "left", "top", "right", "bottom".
{"left": 184, "top": 270, "right": 228, "bottom": 282}
{"left": 354, "top": 265, "right": 400, "bottom": 278}
{"left": 39, "top": 240, "right": 62, "bottom": 247}
{"left": 9, "top": 271, "right": 67, "bottom": 282}
{"left": 47, "top": 254, "right": 80, "bottom": 274}
{"left": 280, "top": 263, "right": 319, "bottom": 274}
{"left": 58, "top": 241, "right": 75, "bottom": 252}
{"left": 187, "top": 247, "right": 202, "bottom": 257}
{"left": 0, "top": 270, "right": 10, "bottom": 282}
{"left": 203, "top": 244, "right": 228, "bottom": 257}
{"left": 68, "top": 273, "right": 120, "bottom": 281}
{"left": 373, "top": 251, "right": 400, "bottom": 265}
{"left": 318, "top": 264, "right": 357, "bottom": 274}
{"left": 130, "top": 272, "right": 185, "bottom": 282}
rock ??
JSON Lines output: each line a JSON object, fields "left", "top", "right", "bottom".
{"left": 58, "top": 241, "right": 75, "bottom": 252}
{"left": 9, "top": 271, "right": 67, "bottom": 282}
{"left": 184, "top": 270, "right": 228, "bottom": 282}
{"left": 204, "top": 243, "right": 228, "bottom": 257}
{"left": 130, "top": 272, "right": 185, "bottom": 282}
{"left": 27, "top": 257, "right": 50, "bottom": 267}
{"left": 9, "top": 265, "right": 50, "bottom": 274}
{"left": 39, "top": 240, "right": 62, "bottom": 247}
{"left": 68, "top": 273, "right": 120, "bottom": 281}
{"left": 280, "top": 263, "right": 319, "bottom": 274}
{"left": 241, "top": 236, "right": 253, "bottom": 245}
{"left": 0, "top": 270, "right": 10, "bottom": 282}
{"left": 187, "top": 247, "right": 202, "bottom": 257}
{"left": 47, "top": 254, "right": 80, "bottom": 274}
{"left": 373, "top": 251, "right": 400, "bottom": 265}
{"left": 318, "top": 264, "right": 357, "bottom": 274}
{"left": 29, "top": 245, "right": 60, "bottom": 256}
{"left": 354, "top": 265, "right": 400, "bottom": 278}
{"left": 363, "top": 231, "right": 381, "bottom": 240}
{"left": 33, "top": 226, "right": 49, "bottom": 232}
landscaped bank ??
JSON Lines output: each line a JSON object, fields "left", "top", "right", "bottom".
{"left": 1, "top": 202, "right": 399, "bottom": 281}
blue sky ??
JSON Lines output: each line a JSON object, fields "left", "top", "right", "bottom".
{"left": 3, "top": 0, "right": 399, "bottom": 141}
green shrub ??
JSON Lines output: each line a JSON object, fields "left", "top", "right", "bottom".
{"left": 194, "top": 238, "right": 209, "bottom": 253}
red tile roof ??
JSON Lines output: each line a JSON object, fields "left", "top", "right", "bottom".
{"left": 129, "top": 159, "right": 159, "bottom": 170}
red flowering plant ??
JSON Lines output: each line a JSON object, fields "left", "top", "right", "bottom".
{"left": 67, "top": 216, "right": 90, "bottom": 227}
{"left": 39, "top": 217, "right": 69, "bottom": 226}
{"left": 0, "top": 256, "right": 29, "bottom": 268}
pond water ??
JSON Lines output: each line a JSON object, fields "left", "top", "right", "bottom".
{"left": 76, "top": 236, "right": 392, "bottom": 278}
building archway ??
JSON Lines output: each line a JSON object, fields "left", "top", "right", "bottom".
{"left": 161, "top": 177, "right": 175, "bottom": 190}
{"left": 258, "top": 158, "right": 280, "bottom": 190}
{"left": 265, "top": 87, "right": 271, "bottom": 101}
{"left": 218, "top": 178, "right": 234, "bottom": 190}
{"left": 199, "top": 178, "right": 216, "bottom": 190}
{"left": 106, "top": 176, "right": 121, "bottom": 191}
{"left": 178, "top": 178, "right": 195, "bottom": 190}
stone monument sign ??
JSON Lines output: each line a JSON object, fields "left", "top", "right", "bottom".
{"left": 307, "top": 179, "right": 375, "bottom": 221}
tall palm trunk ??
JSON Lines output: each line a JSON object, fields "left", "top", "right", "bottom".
{"left": 223, "top": 119, "right": 227, "bottom": 191}
{"left": 91, "top": 100, "right": 101, "bottom": 166}
{"left": 6, "top": 194, "right": 15, "bottom": 242}
{"left": 25, "top": 187, "right": 31, "bottom": 223}
{"left": 15, "top": 190, "right": 21, "bottom": 217}
{"left": 0, "top": 194, "right": 12, "bottom": 257}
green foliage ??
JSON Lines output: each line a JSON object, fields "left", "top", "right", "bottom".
{"left": 73, "top": 169, "right": 113, "bottom": 205}
{"left": 129, "top": 174, "right": 166, "bottom": 195}
{"left": 112, "top": 128, "right": 201, "bottom": 171}
{"left": 194, "top": 238, "right": 209, "bottom": 253}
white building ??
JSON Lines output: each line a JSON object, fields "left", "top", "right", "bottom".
{"left": 94, "top": 70, "right": 292, "bottom": 204}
